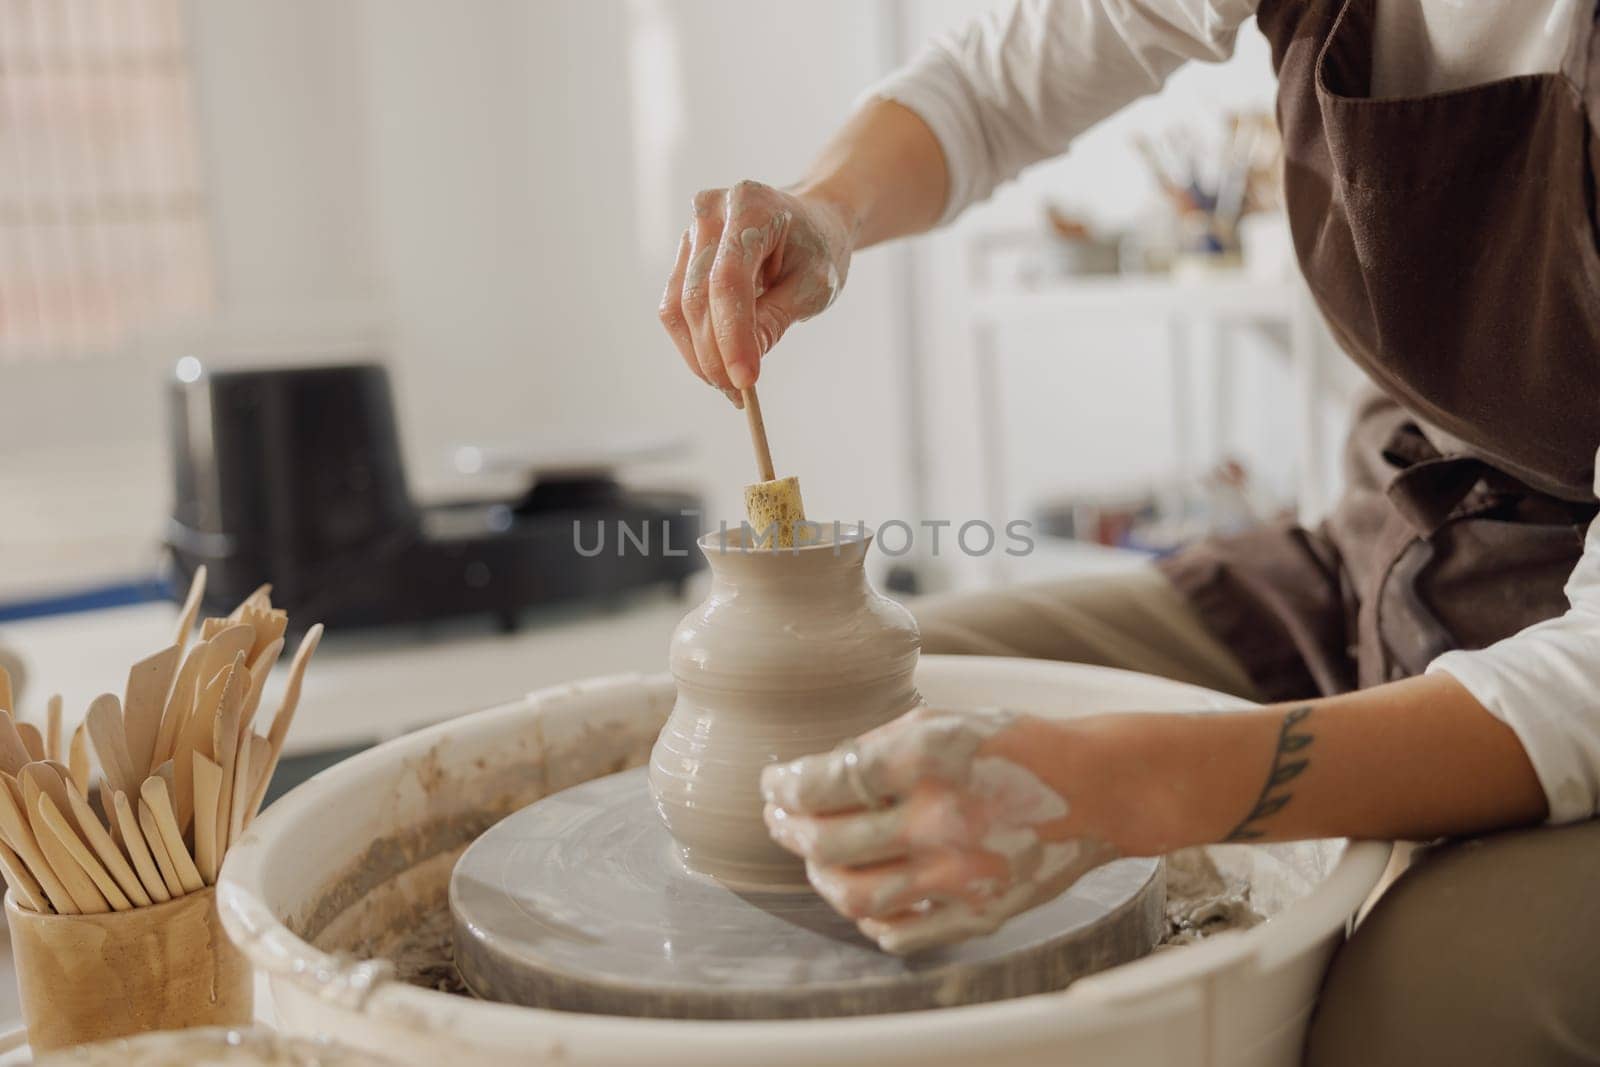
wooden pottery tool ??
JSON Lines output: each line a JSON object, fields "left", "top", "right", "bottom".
{"left": 170, "top": 564, "right": 208, "bottom": 650}
{"left": 45, "top": 694, "right": 62, "bottom": 763}
{"left": 8, "top": 887, "right": 252, "bottom": 1051}
{"left": 64, "top": 779, "right": 152, "bottom": 907}
{"left": 0, "top": 777, "right": 76, "bottom": 914}
{"left": 15, "top": 722, "right": 44, "bottom": 762}
{"left": 0, "top": 715, "right": 32, "bottom": 777}
{"left": 36, "top": 794, "right": 132, "bottom": 912}
{"left": 739, "top": 385, "right": 808, "bottom": 548}
{"left": 140, "top": 777, "right": 204, "bottom": 894}
{"left": 123, "top": 644, "right": 181, "bottom": 781}
{"left": 110, "top": 790, "right": 170, "bottom": 904}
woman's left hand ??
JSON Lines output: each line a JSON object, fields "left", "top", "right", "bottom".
{"left": 760, "top": 704, "right": 1118, "bottom": 955}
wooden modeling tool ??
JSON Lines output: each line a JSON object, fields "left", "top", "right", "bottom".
{"left": 64, "top": 780, "right": 152, "bottom": 907}
{"left": 0, "top": 776, "right": 76, "bottom": 914}
{"left": 112, "top": 791, "right": 170, "bottom": 903}
{"left": 123, "top": 644, "right": 181, "bottom": 781}
{"left": 193, "top": 753, "right": 223, "bottom": 884}
{"left": 45, "top": 695, "right": 62, "bottom": 763}
{"left": 0, "top": 715, "right": 32, "bottom": 777}
{"left": 15, "top": 723, "right": 44, "bottom": 763}
{"left": 135, "top": 797, "right": 185, "bottom": 898}
{"left": 171, "top": 564, "right": 208, "bottom": 649}
{"left": 85, "top": 695, "right": 138, "bottom": 797}
{"left": 36, "top": 794, "right": 131, "bottom": 912}
{"left": 740, "top": 386, "right": 807, "bottom": 548}
{"left": 153, "top": 640, "right": 208, "bottom": 774}
{"left": 243, "top": 624, "right": 323, "bottom": 826}
{"left": 140, "top": 777, "right": 203, "bottom": 894}
{"left": 0, "top": 838, "right": 49, "bottom": 913}
{"left": 68, "top": 724, "right": 90, "bottom": 794}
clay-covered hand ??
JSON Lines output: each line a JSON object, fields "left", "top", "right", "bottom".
{"left": 760, "top": 705, "right": 1117, "bottom": 955}
{"left": 658, "top": 180, "right": 854, "bottom": 400}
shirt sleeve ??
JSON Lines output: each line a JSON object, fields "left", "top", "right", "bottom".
{"left": 1428, "top": 447, "right": 1600, "bottom": 824}
{"left": 862, "top": 0, "right": 1261, "bottom": 225}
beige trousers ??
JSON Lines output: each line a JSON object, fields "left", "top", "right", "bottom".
{"left": 914, "top": 567, "right": 1600, "bottom": 1067}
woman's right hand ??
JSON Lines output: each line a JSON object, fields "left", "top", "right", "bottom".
{"left": 658, "top": 180, "right": 855, "bottom": 401}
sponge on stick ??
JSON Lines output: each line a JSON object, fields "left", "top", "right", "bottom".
{"left": 744, "top": 475, "right": 806, "bottom": 548}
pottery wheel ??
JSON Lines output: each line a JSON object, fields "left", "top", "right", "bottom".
{"left": 450, "top": 767, "right": 1164, "bottom": 1019}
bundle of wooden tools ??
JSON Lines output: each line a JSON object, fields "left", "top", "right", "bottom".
{"left": 0, "top": 567, "right": 322, "bottom": 914}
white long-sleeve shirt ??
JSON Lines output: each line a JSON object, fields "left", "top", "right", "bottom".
{"left": 868, "top": 0, "right": 1600, "bottom": 823}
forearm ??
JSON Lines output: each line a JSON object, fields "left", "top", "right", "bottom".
{"left": 1064, "top": 673, "right": 1548, "bottom": 856}
{"left": 791, "top": 98, "right": 950, "bottom": 250}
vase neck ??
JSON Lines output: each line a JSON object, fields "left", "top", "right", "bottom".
{"left": 699, "top": 530, "right": 874, "bottom": 594}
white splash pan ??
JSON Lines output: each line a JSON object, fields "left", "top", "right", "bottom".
{"left": 219, "top": 656, "right": 1390, "bottom": 1067}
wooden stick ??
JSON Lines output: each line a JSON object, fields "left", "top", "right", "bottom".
{"left": 171, "top": 564, "right": 208, "bottom": 650}
{"left": 45, "top": 695, "right": 62, "bottom": 763}
{"left": 85, "top": 694, "right": 138, "bottom": 796}
{"left": 26, "top": 785, "right": 107, "bottom": 914}
{"left": 227, "top": 731, "right": 255, "bottom": 848}
{"left": 242, "top": 607, "right": 287, "bottom": 667}
{"left": 15, "top": 723, "right": 44, "bottom": 763}
{"left": 123, "top": 644, "right": 181, "bottom": 780}
{"left": 99, "top": 779, "right": 122, "bottom": 850}
{"left": 240, "top": 735, "right": 273, "bottom": 831}
{"left": 173, "top": 658, "right": 234, "bottom": 832}
{"left": 0, "top": 837, "right": 49, "bottom": 912}
{"left": 212, "top": 661, "right": 245, "bottom": 861}
{"left": 140, "top": 777, "right": 203, "bottom": 894}
{"left": 742, "top": 386, "right": 777, "bottom": 482}
{"left": 137, "top": 797, "right": 186, "bottom": 898}
{"left": 153, "top": 639, "right": 208, "bottom": 771}
{"left": 246, "top": 625, "right": 322, "bottom": 822}
{"left": 228, "top": 583, "right": 273, "bottom": 623}
{"left": 19, "top": 764, "right": 72, "bottom": 836}
{"left": 111, "top": 791, "right": 170, "bottom": 903}
{"left": 37, "top": 794, "right": 131, "bottom": 911}
{"left": 193, "top": 753, "right": 224, "bottom": 884}
{"left": 199, "top": 624, "right": 256, "bottom": 689}
{"left": 0, "top": 715, "right": 31, "bottom": 777}
{"left": 68, "top": 723, "right": 90, "bottom": 794}
{"left": 64, "top": 780, "right": 152, "bottom": 907}
{"left": 238, "top": 637, "right": 283, "bottom": 737}
{"left": 0, "top": 666, "right": 10, "bottom": 715}
{"left": 0, "top": 779, "right": 74, "bottom": 914}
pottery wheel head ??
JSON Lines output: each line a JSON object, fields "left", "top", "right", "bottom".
{"left": 449, "top": 767, "right": 1164, "bottom": 1019}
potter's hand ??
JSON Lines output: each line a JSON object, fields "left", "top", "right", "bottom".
{"left": 760, "top": 705, "right": 1117, "bottom": 955}
{"left": 658, "top": 180, "right": 854, "bottom": 398}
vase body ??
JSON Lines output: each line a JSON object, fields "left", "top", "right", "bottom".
{"left": 649, "top": 527, "right": 920, "bottom": 887}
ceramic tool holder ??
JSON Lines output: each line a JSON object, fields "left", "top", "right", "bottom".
{"left": 7, "top": 886, "right": 252, "bottom": 1051}
{"left": 0, "top": 569, "right": 322, "bottom": 1052}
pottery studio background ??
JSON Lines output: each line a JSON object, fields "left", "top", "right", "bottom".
{"left": 3, "top": 0, "right": 1359, "bottom": 873}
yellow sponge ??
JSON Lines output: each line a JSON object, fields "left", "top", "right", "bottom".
{"left": 743, "top": 475, "right": 807, "bottom": 548}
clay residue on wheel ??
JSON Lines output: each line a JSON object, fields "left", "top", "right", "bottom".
{"left": 295, "top": 717, "right": 657, "bottom": 958}
{"left": 1158, "top": 847, "right": 1264, "bottom": 947}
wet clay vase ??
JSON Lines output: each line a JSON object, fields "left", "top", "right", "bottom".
{"left": 649, "top": 526, "right": 921, "bottom": 887}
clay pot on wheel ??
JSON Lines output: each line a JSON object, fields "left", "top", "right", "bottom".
{"left": 649, "top": 525, "right": 920, "bottom": 887}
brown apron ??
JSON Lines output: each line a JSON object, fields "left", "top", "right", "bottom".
{"left": 1161, "top": 0, "right": 1600, "bottom": 701}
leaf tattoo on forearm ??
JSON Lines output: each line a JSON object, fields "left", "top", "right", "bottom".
{"left": 1225, "top": 705, "right": 1314, "bottom": 842}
